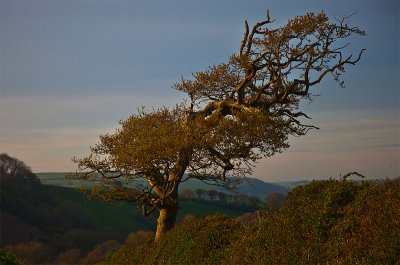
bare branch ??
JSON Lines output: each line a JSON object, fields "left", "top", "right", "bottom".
{"left": 72, "top": 11, "right": 365, "bottom": 241}
{"left": 239, "top": 20, "right": 249, "bottom": 56}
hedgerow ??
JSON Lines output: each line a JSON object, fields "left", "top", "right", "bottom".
{"left": 103, "top": 178, "right": 400, "bottom": 265}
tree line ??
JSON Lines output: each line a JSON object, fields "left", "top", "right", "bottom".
{"left": 179, "top": 188, "right": 286, "bottom": 211}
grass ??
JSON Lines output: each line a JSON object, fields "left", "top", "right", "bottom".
{"left": 178, "top": 200, "right": 247, "bottom": 220}
{"left": 50, "top": 186, "right": 154, "bottom": 239}
{"left": 49, "top": 186, "right": 249, "bottom": 241}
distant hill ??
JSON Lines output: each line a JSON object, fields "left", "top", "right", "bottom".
{"left": 233, "top": 178, "right": 289, "bottom": 197}
{"left": 37, "top": 173, "right": 289, "bottom": 198}
{"left": 178, "top": 176, "right": 289, "bottom": 198}
{"left": 275, "top": 180, "right": 310, "bottom": 190}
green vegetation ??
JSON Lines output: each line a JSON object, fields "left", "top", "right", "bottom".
{"left": 49, "top": 187, "right": 251, "bottom": 237}
{"left": 104, "top": 177, "right": 400, "bottom": 265}
{"left": 0, "top": 247, "right": 20, "bottom": 265}
{"left": 36, "top": 172, "right": 289, "bottom": 199}
{"left": 1, "top": 154, "right": 254, "bottom": 264}
{"left": 51, "top": 187, "right": 155, "bottom": 238}
{"left": 4, "top": 155, "right": 398, "bottom": 265}
{"left": 178, "top": 200, "right": 245, "bottom": 219}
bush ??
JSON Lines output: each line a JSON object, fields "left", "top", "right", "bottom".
{"left": 103, "top": 178, "right": 400, "bottom": 265}
{"left": 6, "top": 241, "right": 55, "bottom": 265}
{"left": 124, "top": 231, "right": 154, "bottom": 249}
{"left": 0, "top": 247, "right": 20, "bottom": 265}
{"left": 224, "top": 178, "right": 400, "bottom": 264}
{"left": 328, "top": 178, "right": 400, "bottom": 264}
{"left": 81, "top": 240, "right": 119, "bottom": 265}
{"left": 103, "top": 215, "right": 243, "bottom": 265}
{"left": 148, "top": 215, "right": 242, "bottom": 265}
{"left": 223, "top": 179, "right": 362, "bottom": 264}
{"left": 54, "top": 248, "right": 82, "bottom": 265}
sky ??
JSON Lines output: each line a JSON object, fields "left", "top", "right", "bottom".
{"left": 1, "top": 0, "right": 399, "bottom": 182}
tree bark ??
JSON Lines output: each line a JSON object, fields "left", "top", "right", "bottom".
{"left": 155, "top": 204, "right": 179, "bottom": 242}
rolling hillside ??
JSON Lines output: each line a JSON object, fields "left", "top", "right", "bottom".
{"left": 36, "top": 173, "right": 288, "bottom": 198}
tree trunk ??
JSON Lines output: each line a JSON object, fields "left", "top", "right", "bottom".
{"left": 155, "top": 204, "right": 178, "bottom": 242}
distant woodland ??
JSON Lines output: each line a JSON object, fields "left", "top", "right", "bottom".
{"left": 1, "top": 154, "right": 129, "bottom": 264}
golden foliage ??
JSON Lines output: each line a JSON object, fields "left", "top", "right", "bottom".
{"left": 73, "top": 10, "right": 365, "bottom": 240}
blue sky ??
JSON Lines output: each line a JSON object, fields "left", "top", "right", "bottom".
{"left": 1, "top": 0, "right": 398, "bottom": 181}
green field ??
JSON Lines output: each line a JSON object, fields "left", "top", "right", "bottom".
{"left": 49, "top": 184, "right": 249, "bottom": 241}
{"left": 51, "top": 186, "right": 154, "bottom": 239}
{"left": 37, "top": 172, "right": 221, "bottom": 191}
{"left": 36, "top": 172, "right": 259, "bottom": 242}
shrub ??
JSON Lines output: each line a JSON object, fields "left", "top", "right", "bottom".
{"left": 148, "top": 215, "right": 242, "bottom": 265}
{"left": 7, "top": 241, "right": 55, "bottom": 265}
{"left": 80, "top": 240, "right": 119, "bottom": 265}
{"left": 101, "top": 178, "right": 400, "bottom": 265}
{"left": 328, "top": 178, "right": 400, "bottom": 264}
{"left": 124, "top": 231, "right": 154, "bottom": 249}
{"left": 0, "top": 247, "right": 20, "bottom": 265}
{"left": 54, "top": 248, "right": 82, "bottom": 265}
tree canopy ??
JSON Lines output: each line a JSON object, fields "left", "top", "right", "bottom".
{"left": 73, "top": 11, "right": 365, "bottom": 241}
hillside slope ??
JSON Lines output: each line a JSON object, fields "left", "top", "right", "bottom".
{"left": 103, "top": 177, "right": 400, "bottom": 265}
{"left": 37, "top": 173, "right": 288, "bottom": 197}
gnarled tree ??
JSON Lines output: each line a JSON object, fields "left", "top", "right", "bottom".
{"left": 73, "top": 11, "right": 365, "bottom": 241}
